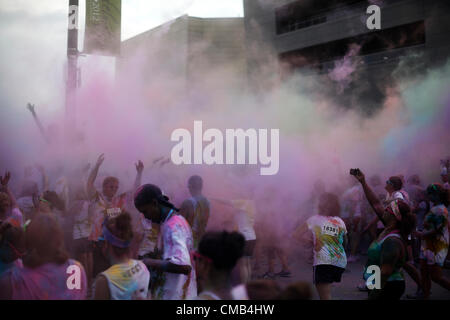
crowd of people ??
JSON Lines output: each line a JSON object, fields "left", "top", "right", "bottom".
{"left": 0, "top": 153, "right": 449, "bottom": 300}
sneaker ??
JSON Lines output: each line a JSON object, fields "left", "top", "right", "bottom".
{"left": 275, "top": 270, "right": 292, "bottom": 278}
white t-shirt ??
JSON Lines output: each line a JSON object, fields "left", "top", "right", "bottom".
{"left": 306, "top": 215, "right": 347, "bottom": 268}
{"left": 232, "top": 200, "right": 256, "bottom": 241}
{"left": 378, "top": 190, "right": 409, "bottom": 228}
{"left": 101, "top": 259, "right": 150, "bottom": 300}
{"left": 73, "top": 200, "right": 92, "bottom": 240}
{"left": 138, "top": 214, "right": 159, "bottom": 257}
{"left": 341, "top": 185, "right": 363, "bottom": 219}
{"left": 16, "top": 196, "right": 34, "bottom": 218}
{"left": 154, "top": 214, "right": 197, "bottom": 300}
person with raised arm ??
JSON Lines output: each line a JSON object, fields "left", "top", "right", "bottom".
{"left": 86, "top": 154, "right": 144, "bottom": 278}
{"left": 0, "top": 172, "right": 23, "bottom": 228}
{"left": 351, "top": 168, "right": 416, "bottom": 300}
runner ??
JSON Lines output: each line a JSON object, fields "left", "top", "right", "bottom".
{"left": 294, "top": 192, "right": 347, "bottom": 300}
{"left": 415, "top": 183, "right": 450, "bottom": 299}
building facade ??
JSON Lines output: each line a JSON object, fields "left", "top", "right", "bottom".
{"left": 118, "top": 15, "right": 247, "bottom": 97}
{"left": 244, "top": 0, "right": 450, "bottom": 112}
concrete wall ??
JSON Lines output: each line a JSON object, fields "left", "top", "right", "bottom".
{"left": 118, "top": 16, "right": 246, "bottom": 95}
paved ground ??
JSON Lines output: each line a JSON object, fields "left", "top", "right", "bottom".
{"left": 252, "top": 251, "right": 450, "bottom": 300}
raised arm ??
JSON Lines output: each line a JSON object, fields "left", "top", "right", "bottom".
{"left": 352, "top": 169, "right": 385, "bottom": 222}
{"left": 87, "top": 154, "right": 104, "bottom": 198}
{"left": 27, "top": 103, "right": 50, "bottom": 144}
{"left": 134, "top": 160, "right": 144, "bottom": 190}
{"left": 35, "top": 164, "right": 49, "bottom": 192}
{"left": 0, "top": 171, "right": 18, "bottom": 208}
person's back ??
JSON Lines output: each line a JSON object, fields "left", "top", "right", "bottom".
{"left": 2, "top": 258, "right": 86, "bottom": 300}
{"left": 101, "top": 259, "right": 149, "bottom": 300}
{"left": 0, "top": 213, "right": 87, "bottom": 300}
{"left": 188, "top": 195, "right": 210, "bottom": 248}
{"left": 307, "top": 214, "right": 347, "bottom": 268}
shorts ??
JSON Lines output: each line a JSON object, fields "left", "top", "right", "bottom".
{"left": 420, "top": 247, "right": 448, "bottom": 267}
{"left": 313, "top": 265, "right": 345, "bottom": 284}
{"left": 72, "top": 238, "right": 92, "bottom": 255}
{"left": 243, "top": 240, "right": 256, "bottom": 257}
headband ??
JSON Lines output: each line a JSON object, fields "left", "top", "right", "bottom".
{"left": 102, "top": 223, "right": 130, "bottom": 248}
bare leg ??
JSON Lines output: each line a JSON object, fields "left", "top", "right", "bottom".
{"left": 350, "top": 217, "right": 361, "bottom": 257}
{"left": 264, "top": 247, "right": 274, "bottom": 273}
{"left": 420, "top": 260, "right": 431, "bottom": 299}
{"left": 403, "top": 261, "right": 422, "bottom": 289}
{"left": 276, "top": 248, "right": 291, "bottom": 272}
{"left": 239, "top": 257, "right": 252, "bottom": 283}
{"left": 315, "top": 283, "right": 332, "bottom": 300}
{"left": 430, "top": 264, "right": 450, "bottom": 290}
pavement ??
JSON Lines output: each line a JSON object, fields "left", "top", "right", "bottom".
{"left": 252, "top": 251, "right": 450, "bottom": 300}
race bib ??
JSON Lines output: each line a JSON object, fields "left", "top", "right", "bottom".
{"left": 106, "top": 207, "right": 122, "bottom": 219}
{"left": 322, "top": 223, "right": 338, "bottom": 237}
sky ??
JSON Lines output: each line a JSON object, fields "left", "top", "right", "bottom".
{"left": 0, "top": 0, "right": 244, "bottom": 114}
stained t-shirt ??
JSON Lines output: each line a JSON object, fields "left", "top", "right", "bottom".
{"left": 153, "top": 214, "right": 197, "bottom": 300}
{"left": 89, "top": 192, "right": 129, "bottom": 241}
{"left": 231, "top": 200, "right": 256, "bottom": 241}
{"left": 341, "top": 185, "right": 363, "bottom": 219}
{"left": 3, "top": 259, "right": 86, "bottom": 300}
{"left": 421, "top": 204, "right": 449, "bottom": 266}
{"left": 187, "top": 196, "right": 210, "bottom": 248}
{"left": 100, "top": 259, "right": 150, "bottom": 300}
{"left": 138, "top": 213, "right": 160, "bottom": 257}
{"left": 72, "top": 200, "right": 93, "bottom": 240}
{"left": 306, "top": 215, "right": 347, "bottom": 268}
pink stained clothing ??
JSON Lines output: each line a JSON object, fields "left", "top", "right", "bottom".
{"left": 153, "top": 214, "right": 197, "bottom": 300}
{"left": 3, "top": 259, "right": 87, "bottom": 300}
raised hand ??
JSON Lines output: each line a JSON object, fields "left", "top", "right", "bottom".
{"left": 95, "top": 154, "right": 105, "bottom": 168}
{"left": 27, "top": 103, "right": 36, "bottom": 115}
{"left": 82, "top": 162, "right": 91, "bottom": 174}
{"left": 0, "top": 171, "right": 11, "bottom": 188}
{"left": 350, "top": 168, "right": 365, "bottom": 183}
{"left": 135, "top": 160, "right": 144, "bottom": 174}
